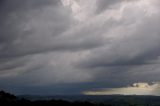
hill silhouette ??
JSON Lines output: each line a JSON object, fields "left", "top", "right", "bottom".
{"left": 1, "top": 90, "right": 160, "bottom": 106}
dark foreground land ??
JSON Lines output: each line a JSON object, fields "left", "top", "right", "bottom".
{"left": 1, "top": 91, "right": 160, "bottom": 106}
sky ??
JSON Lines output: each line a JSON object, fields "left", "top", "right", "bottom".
{"left": 0, "top": 0, "right": 160, "bottom": 95}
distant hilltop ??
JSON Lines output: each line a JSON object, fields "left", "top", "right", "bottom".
{"left": 0, "top": 90, "right": 16, "bottom": 100}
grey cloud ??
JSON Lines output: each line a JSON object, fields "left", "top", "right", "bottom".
{"left": 77, "top": 13, "right": 160, "bottom": 68}
{"left": 96, "top": 0, "right": 123, "bottom": 14}
{"left": 0, "top": 0, "right": 160, "bottom": 95}
{"left": 0, "top": 0, "right": 106, "bottom": 87}
{"left": 0, "top": 0, "right": 106, "bottom": 59}
{"left": 0, "top": 57, "right": 29, "bottom": 71}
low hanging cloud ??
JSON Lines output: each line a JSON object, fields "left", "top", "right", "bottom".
{"left": 84, "top": 82, "right": 160, "bottom": 96}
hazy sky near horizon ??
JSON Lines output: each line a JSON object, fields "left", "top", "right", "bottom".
{"left": 0, "top": 0, "right": 160, "bottom": 95}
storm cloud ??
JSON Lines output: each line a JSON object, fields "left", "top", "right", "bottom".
{"left": 0, "top": 0, "right": 160, "bottom": 95}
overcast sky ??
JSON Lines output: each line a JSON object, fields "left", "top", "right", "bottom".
{"left": 0, "top": 0, "right": 160, "bottom": 95}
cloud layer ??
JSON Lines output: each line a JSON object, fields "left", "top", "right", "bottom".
{"left": 84, "top": 82, "right": 160, "bottom": 96}
{"left": 0, "top": 0, "right": 160, "bottom": 95}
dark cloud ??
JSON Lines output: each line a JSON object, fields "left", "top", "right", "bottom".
{"left": 0, "top": 0, "right": 160, "bottom": 95}
{"left": 96, "top": 0, "right": 123, "bottom": 14}
{"left": 77, "top": 13, "right": 160, "bottom": 68}
{"left": 0, "top": 0, "right": 105, "bottom": 59}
